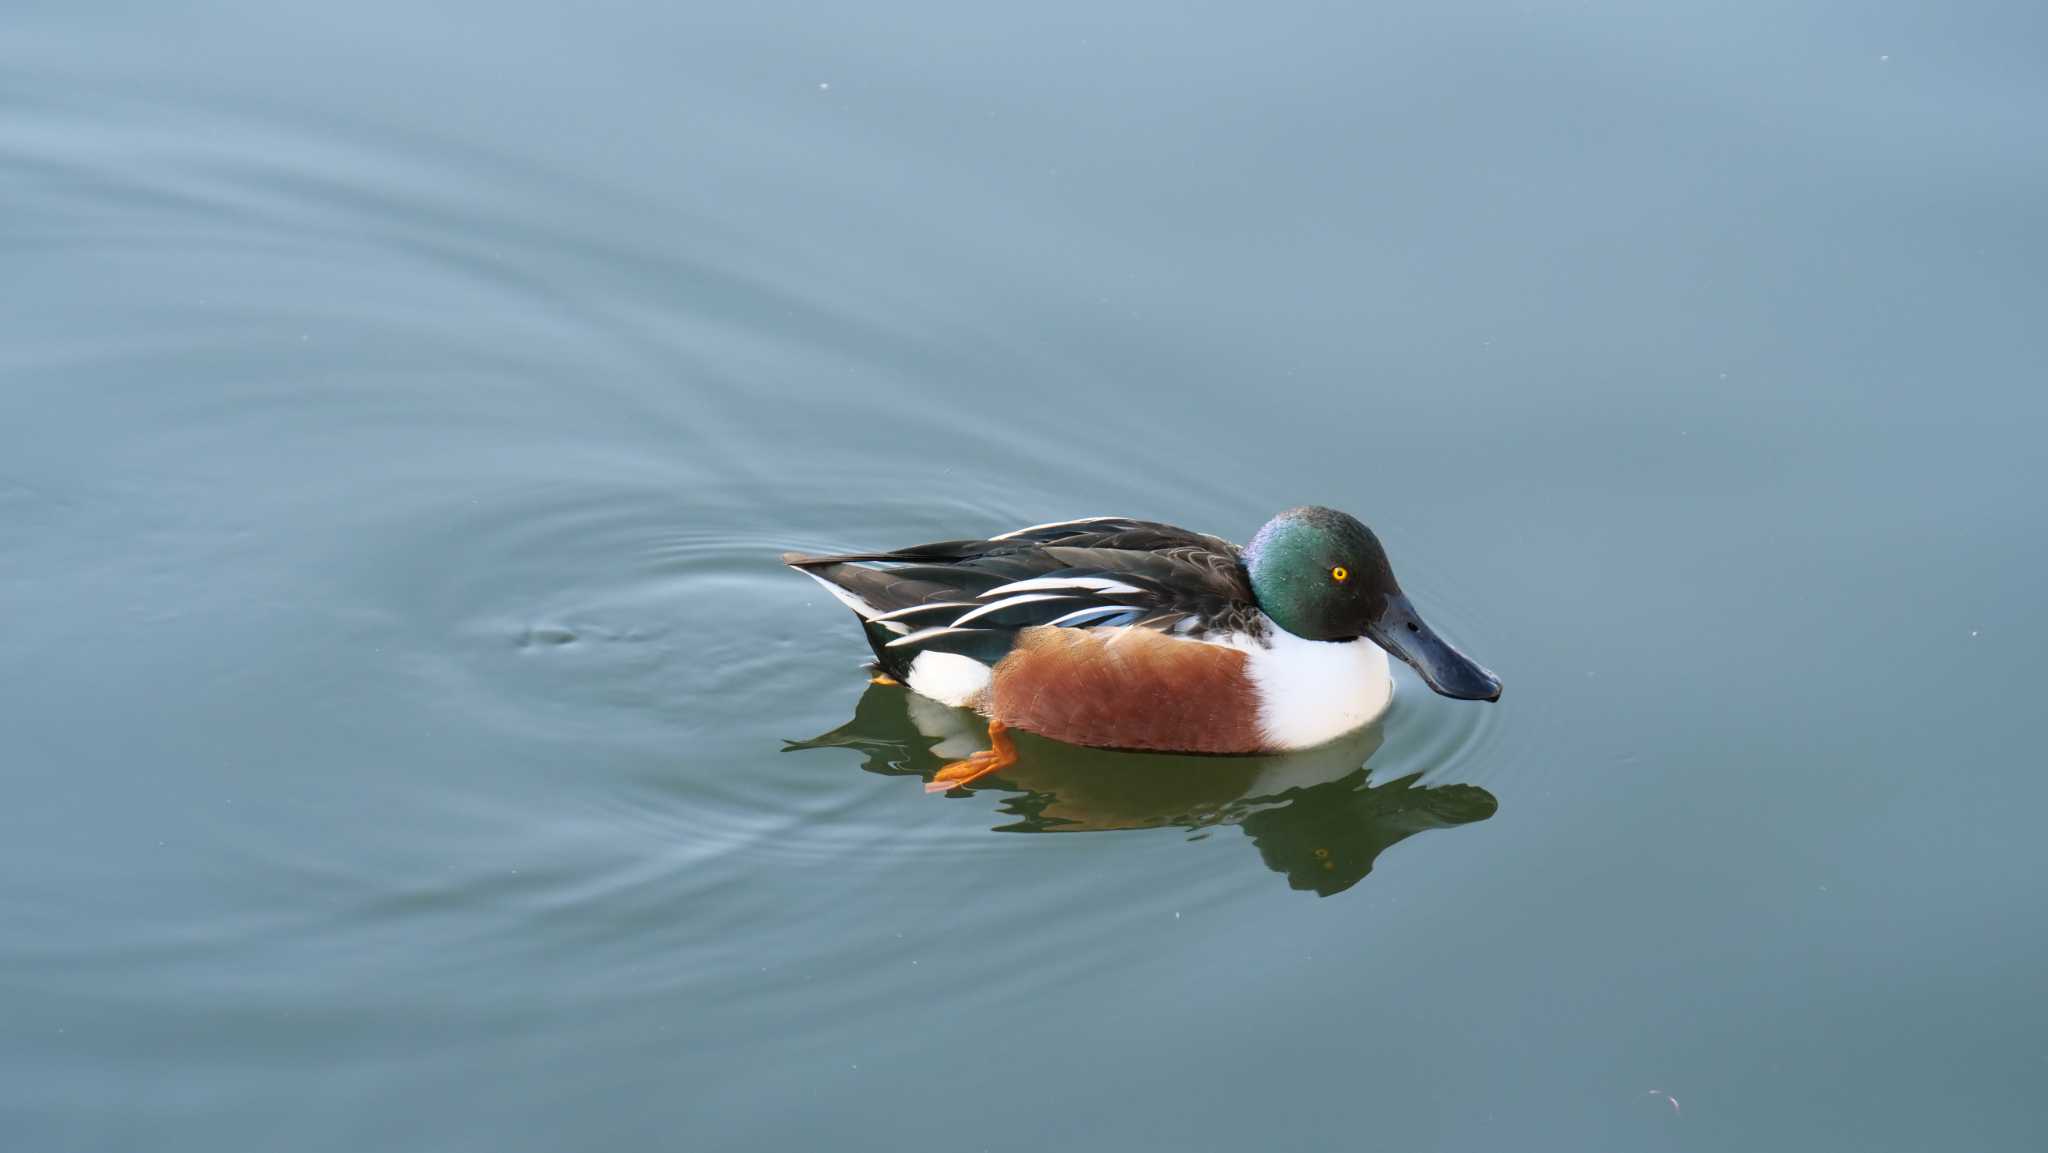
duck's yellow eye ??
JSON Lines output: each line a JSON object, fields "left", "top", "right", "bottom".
{"left": 1331, "top": 566, "right": 1349, "bottom": 582}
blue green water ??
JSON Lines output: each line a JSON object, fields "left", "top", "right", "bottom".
{"left": 4, "top": 3, "right": 2045, "bottom": 1149}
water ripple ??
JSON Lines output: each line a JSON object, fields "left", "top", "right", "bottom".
{"left": 0, "top": 84, "right": 1523, "bottom": 1029}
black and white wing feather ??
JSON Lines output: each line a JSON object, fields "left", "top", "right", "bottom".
{"left": 783, "top": 516, "right": 1261, "bottom": 677}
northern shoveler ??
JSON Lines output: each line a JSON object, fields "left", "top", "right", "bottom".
{"left": 784, "top": 507, "right": 1500, "bottom": 790}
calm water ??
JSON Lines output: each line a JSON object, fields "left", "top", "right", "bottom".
{"left": 5, "top": 3, "right": 2046, "bottom": 1149}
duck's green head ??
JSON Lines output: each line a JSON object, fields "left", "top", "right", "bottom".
{"left": 1244, "top": 506, "right": 1502, "bottom": 701}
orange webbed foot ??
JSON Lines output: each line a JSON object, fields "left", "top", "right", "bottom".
{"left": 925, "top": 720, "right": 1018, "bottom": 793}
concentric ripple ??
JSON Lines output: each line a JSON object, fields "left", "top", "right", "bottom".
{"left": 0, "top": 78, "right": 1529, "bottom": 1050}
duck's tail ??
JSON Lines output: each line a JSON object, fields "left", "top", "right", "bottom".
{"left": 782, "top": 553, "right": 926, "bottom": 677}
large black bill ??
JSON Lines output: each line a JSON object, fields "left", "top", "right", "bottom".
{"left": 1366, "top": 593, "right": 1503, "bottom": 702}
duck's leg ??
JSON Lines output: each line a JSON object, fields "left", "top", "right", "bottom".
{"left": 925, "top": 720, "right": 1018, "bottom": 793}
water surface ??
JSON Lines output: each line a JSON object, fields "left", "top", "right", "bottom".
{"left": 4, "top": 3, "right": 2046, "bottom": 1149}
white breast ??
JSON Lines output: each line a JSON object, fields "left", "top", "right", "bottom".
{"left": 1238, "top": 621, "right": 1394, "bottom": 751}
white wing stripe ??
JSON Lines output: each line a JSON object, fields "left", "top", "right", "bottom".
{"left": 989, "top": 516, "right": 1121, "bottom": 541}
{"left": 799, "top": 570, "right": 880, "bottom": 619}
{"left": 869, "top": 600, "right": 976, "bottom": 623}
{"left": 885, "top": 625, "right": 985, "bottom": 649}
{"left": 949, "top": 592, "right": 1071, "bottom": 627}
{"left": 1046, "top": 606, "right": 1136, "bottom": 628}
{"left": 979, "top": 575, "right": 1143, "bottom": 599}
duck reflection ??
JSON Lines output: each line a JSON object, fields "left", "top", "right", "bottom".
{"left": 788, "top": 682, "right": 1498, "bottom": 896}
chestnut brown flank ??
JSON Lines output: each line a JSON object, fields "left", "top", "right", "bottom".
{"left": 985, "top": 627, "right": 1265, "bottom": 753}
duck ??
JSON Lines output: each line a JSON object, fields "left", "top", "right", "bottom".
{"left": 783, "top": 507, "right": 1500, "bottom": 791}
